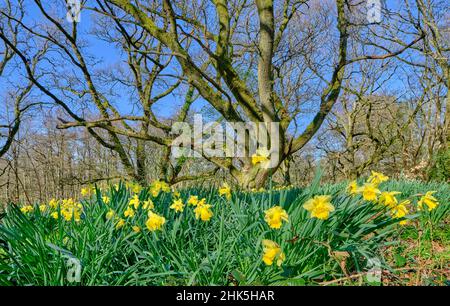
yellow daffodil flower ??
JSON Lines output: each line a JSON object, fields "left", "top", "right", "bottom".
{"left": 194, "top": 202, "right": 213, "bottom": 221}
{"left": 124, "top": 207, "right": 135, "bottom": 218}
{"left": 379, "top": 191, "right": 401, "bottom": 208}
{"left": 129, "top": 195, "right": 140, "bottom": 209}
{"left": 251, "top": 147, "right": 271, "bottom": 168}
{"left": 131, "top": 183, "right": 142, "bottom": 194}
{"left": 391, "top": 200, "right": 410, "bottom": 223}
{"left": 367, "top": 171, "right": 389, "bottom": 186}
{"left": 115, "top": 218, "right": 125, "bottom": 229}
{"left": 188, "top": 195, "right": 199, "bottom": 206}
{"left": 264, "top": 206, "right": 289, "bottom": 229}
{"left": 359, "top": 183, "right": 381, "bottom": 201}
{"left": 170, "top": 198, "right": 184, "bottom": 213}
{"left": 146, "top": 211, "right": 166, "bottom": 231}
{"left": 347, "top": 180, "right": 359, "bottom": 195}
{"left": 262, "top": 239, "right": 285, "bottom": 267}
{"left": 142, "top": 199, "right": 154, "bottom": 210}
{"left": 49, "top": 198, "right": 58, "bottom": 208}
{"left": 303, "top": 195, "right": 335, "bottom": 220}
{"left": 218, "top": 183, "right": 231, "bottom": 200}
{"left": 106, "top": 209, "right": 115, "bottom": 220}
{"left": 173, "top": 190, "right": 181, "bottom": 198}
{"left": 418, "top": 191, "right": 439, "bottom": 211}
{"left": 20, "top": 205, "right": 33, "bottom": 214}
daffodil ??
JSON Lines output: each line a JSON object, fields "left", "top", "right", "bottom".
{"left": 132, "top": 226, "right": 141, "bottom": 233}
{"left": 131, "top": 183, "right": 142, "bottom": 194}
{"left": 129, "top": 195, "right": 140, "bottom": 209}
{"left": 102, "top": 196, "right": 110, "bottom": 205}
{"left": 81, "top": 185, "right": 95, "bottom": 197}
{"left": 142, "top": 199, "right": 154, "bottom": 210}
{"left": 347, "top": 180, "right": 359, "bottom": 195}
{"left": 39, "top": 204, "right": 47, "bottom": 213}
{"left": 264, "top": 206, "right": 289, "bottom": 229}
{"left": 49, "top": 198, "right": 58, "bottom": 208}
{"left": 197, "top": 198, "right": 207, "bottom": 206}
{"left": 81, "top": 187, "right": 90, "bottom": 197}
{"left": 194, "top": 202, "right": 213, "bottom": 221}
{"left": 146, "top": 211, "right": 166, "bottom": 231}
{"left": 303, "top": 195, "right": 335, "bottom": 220}
{"left": 149, "top": 180, "right": 171, "bottom": 197}
{"left": 59, "top": 199, "right": 83, "bottom": 222}
{"left": 124, "top": 207, "right": 135, "bottom": 218}
{"left": 170, "top": 198, "right": 184, "bottom": 212}
{"left": 20, "top": 205, "right": 33, "bottom": 214}
{"left": 262, "top": 239, "right": 285, "bottom": 267}
{"left": 150, "top": 180, "right": 162, "bottom": 197}
{"left": 106, "top": 209, "right": 115, "bottom": 220}
{"left": 172, "top": 189, "right": 181, "bottom": 198}
{"left": 359, "top": 183, "right": 381, "bottom": 201}
{"left": 188, "top": 195, "right": 199, "bottom": 206}
{"left": 251, "top": 147, "right": 271, "bottom": 168}
{"left": 379, "top": 191, "right": 401, "bottom": 208}
{"left": 367, "top": 171, "right": 389, "bottom": 186}
{"left": 115, "top": 218, "right": 125, "bottom": 229}
{"left": 218, "top": 183, "right": 231, "bottom": 200}
{"left": 418, "top": 191, "right": 439, "bottom": 211}
{"left": 160, "top": 181, "right": 171, "bottom": 193}
{"left": 391, "top": 200, "right": 409, "bottom": 222}
{"left": 51, "top": 211, "right": 59, "bottom": 220}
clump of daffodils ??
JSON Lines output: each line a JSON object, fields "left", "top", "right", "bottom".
{"left": 346, "top": 171, "right": 440, "bottom": 225}
{"left": 347, "top": 171, "right": 388, "bottom": 201}
{"left": 130, "top": 183, "right": 143, "bottom": 194}
{"left": 52, "top": 198, "right": 83, "bottom": 222}
{"left": 20, "top": 205, "right": 33, "bottom": 214}
{"left": 149, "top": 180, "right": 171, "bottom": 197}
{"left": 264, "top": 206, "right": 289, "bottom": 229}
{"left": 81, "top": 185, "right": 96, "bottom": 197}
{"left": 303, "top": 195, "right": 335, "bottom": 220}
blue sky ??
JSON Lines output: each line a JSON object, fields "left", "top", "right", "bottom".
{"left": 1, "top": 0, "right": 428, "bottom": 142}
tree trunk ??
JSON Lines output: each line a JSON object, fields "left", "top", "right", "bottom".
{"left": 135, "top": 139, "right": 147, "bottom": 185}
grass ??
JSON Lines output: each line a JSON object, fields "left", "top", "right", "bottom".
{"left": 0, "top": 177, "right": 448, "bottom": 286}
